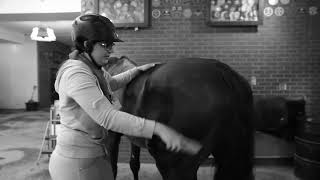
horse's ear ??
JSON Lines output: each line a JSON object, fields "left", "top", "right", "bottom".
{"left": 120, "top": 56, "right": 132, "bottom": 64}
{"left": 120, "top": 56, "right": 137, "bottom": 66}
{"left": 120, "top": 56, "right": 129, "bottom": 62}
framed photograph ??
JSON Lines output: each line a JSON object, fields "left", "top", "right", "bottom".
{"left": 81, "top": 0, "right": 151, "bottom": 28}
{"left": 207, "top": 0, "right": 263, "bottom": 26}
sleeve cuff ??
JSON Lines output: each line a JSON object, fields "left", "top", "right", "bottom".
{"left": 128, "top": 67, "right": 139, "bottom": 81}
{"left": 141, "top": 119, "right": 156, "bottom": 139}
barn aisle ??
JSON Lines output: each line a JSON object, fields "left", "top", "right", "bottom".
{"left": 0, "top": 110, "right": 298, "bottom": 180}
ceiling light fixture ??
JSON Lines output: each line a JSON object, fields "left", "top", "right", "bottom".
{"left": 30, "top": 26, "right": 56, "bottom": 42}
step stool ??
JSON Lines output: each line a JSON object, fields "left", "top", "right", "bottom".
{"left": 36, "top": 104, "right": 60, "bottom": 163}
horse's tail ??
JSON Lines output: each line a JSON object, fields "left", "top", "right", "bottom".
{"left": 210, "top": 69, "right": 255, "bottom": 180}
{"left": 197, "top": 100, "right": 254, "bottom": 180}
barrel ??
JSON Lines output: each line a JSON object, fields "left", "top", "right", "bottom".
{"left": 286, "top": 98, "right": 306, "bottom": 140}
{"left": 294, "top": 114, "right": 320, "bottom": 180}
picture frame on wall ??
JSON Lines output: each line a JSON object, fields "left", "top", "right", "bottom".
{"left": 81, "top": 0, "right": 151, "bottom": 28}
{"left": 207, "top": 0, "right": 264, "bottom": 26}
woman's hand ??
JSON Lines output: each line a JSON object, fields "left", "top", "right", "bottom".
{"left": 136, "top": 62, "right": 163, "bottom": 72}
{"left": 153, "top": 122, "right": 202, "bottom": 155}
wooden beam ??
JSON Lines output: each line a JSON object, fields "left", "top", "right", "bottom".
{"left": 0, "top": 27, "right": 25, "bottom": 44}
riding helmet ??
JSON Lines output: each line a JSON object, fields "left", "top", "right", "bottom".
{"left": 71, "top": 13, "right": 123, "bottom": 52}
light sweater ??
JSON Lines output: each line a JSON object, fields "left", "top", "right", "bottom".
{"left": 54, "top": 58, "right": 155, "bottom": 158}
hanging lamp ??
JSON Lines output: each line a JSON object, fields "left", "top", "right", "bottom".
{"left": 30, "top": 26, "right": 56, "bottom": 42}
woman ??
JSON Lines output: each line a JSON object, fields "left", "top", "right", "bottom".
{"left": 49, "top": 14, "right": 202, "bottom": 180}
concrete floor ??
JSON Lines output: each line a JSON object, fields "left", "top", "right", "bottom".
{"left": 0, "top": 110, "right": 300, "bottom": 180}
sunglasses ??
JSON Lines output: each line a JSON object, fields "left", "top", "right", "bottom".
{"left": 97, "top": 42, "right": 115, "bottom": 51}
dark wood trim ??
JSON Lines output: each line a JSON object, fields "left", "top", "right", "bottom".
{"left": 0, "top": 12, "right": 80, "bottom": 21}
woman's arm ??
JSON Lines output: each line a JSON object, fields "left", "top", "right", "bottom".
{"left": 109, "top": 63, "right": 159, "bottom": 91}
{"left": 108, "top": 67, "right": 139, "bottom": 91}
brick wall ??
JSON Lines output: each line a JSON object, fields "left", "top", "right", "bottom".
{"left": 112, "top": 0, "right": 320, "bottom": 115}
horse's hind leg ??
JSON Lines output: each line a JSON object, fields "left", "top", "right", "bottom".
{"left": 213, "top": 115, "right": 254, "bottom": 180}
{"left": 149, "top": 147, "right": 199, "bottom": 180}
{"left": 168, "top": 156, "right": 200, "bottom": 180}
{"left": 129, "top": 143, "right": 141, "bottom": 180}
{"left": 153, "top": 156, "right": 170, "bottom": 180}
{"left": 105, "top": 131, "right": 122, "bottom": 179}
{"left": 214, "top": 143, "right": 254, "bottom": 180}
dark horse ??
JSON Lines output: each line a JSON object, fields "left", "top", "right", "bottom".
{"left": 104, "top": 56, "right": 254, "bottom": 180}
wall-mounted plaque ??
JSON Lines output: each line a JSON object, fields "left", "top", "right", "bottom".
{"left": 81, "top": 0, "right": 151, "bottom": 28}
{"left": 207, "top": 0, "right": 264, "bottom": 26}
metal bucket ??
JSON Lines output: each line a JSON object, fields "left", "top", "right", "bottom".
{"left": 25, "top": 101, "right": 39, "bottom": 111}
{"left": 294, "top": 115, "right": 320, "bottom": 180}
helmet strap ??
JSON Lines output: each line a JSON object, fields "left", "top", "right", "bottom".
{"left": 84, "top": 41, "right": 102, "bottom": 69}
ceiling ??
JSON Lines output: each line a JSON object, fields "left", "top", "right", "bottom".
{"left": 0, "top": 0, "right": 80, "bottom": 46}
{"left": 0, "top": 20, "right": 74, "bottom": 46}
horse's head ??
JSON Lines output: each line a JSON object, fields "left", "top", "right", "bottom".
{"left": 104, "top": 56, "right": 137, "bottom": 76}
